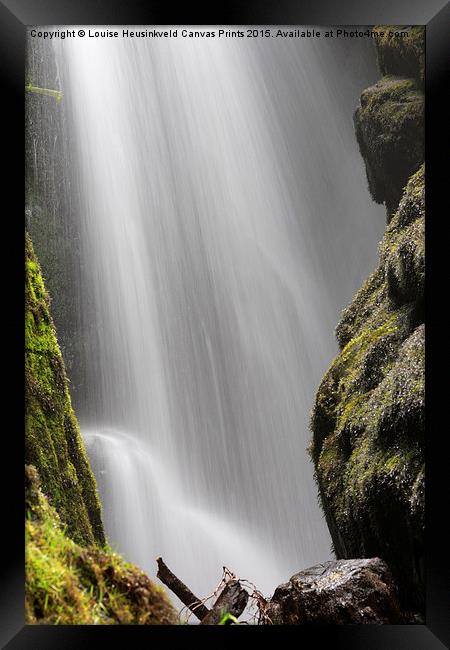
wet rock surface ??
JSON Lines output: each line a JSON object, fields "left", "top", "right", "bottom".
{"left": 264, "top": 558, "right": 404, "bottom": 624}
{"left": 354, "top": 75, "right": 424, "bottom": 218}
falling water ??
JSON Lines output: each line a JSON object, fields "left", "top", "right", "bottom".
{"left": 29, "top": 29, "right": 385, "bottom": 606}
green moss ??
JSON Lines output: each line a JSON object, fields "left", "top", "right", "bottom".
{"left": 311, "top": 29, "right": 425, "bottom": 611}
{"left": 310, "top": 167, "right": 424, "bottom": 610}
{"left": 25, "top": 466, "right": 178, "bottom": 625}
{"left": 336, "top": 166, "right": 424, "bottom": 355}
{"left": 336, "top": 268, "right": 386, "bottom": 348}
{"left": 314, "top": 319, "right": 422, "bottom": 510}
{"left": 25, "top": 232, "right": 104, "bottom": 547}
{"left": 354, "top": 75, "right": 424, "bottom": 217}
{"left": 311, "top": 313, "right": 401, "bottom": 464}
{"left": 373, "top": 26, "right": 425, "bottom": 85}
{"left": 380, "top": 165, "right": 425, "bottom": 309}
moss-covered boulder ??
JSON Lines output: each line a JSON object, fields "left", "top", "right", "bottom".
{"left": 354, "top": 75, "right": 424, "bottom": 218}
{"left": 310, "top": 163, "right": 424, "bottom": 611}
{"left": 373, "top": 26, "right": 424, "bottom": 85}
{"left": 25, "top": 465, "right": 178, "bottom": 625}
{"left": 25, "top": 232, "right": 104, "bottom": 547}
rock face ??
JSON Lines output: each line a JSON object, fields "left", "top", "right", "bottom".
{"left": 264, "top": 558, "right": 404, "bottom": 625}
{"left": 373, "top": 26, "right": 425, "bottom": 86}
{"left": 354, "top": 76, "right": 423, "bottom": 218}
{"left": 310, "top": 27, "right": 424, "bottom": 614}
{"left": 354, "top": 27, "right": 424, "bottom": 219}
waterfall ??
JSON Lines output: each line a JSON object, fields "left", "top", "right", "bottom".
{"left": 31, "top": 30, "right": 385, "bottom": 605}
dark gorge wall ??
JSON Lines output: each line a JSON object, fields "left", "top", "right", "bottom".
{"left": 26, "top": 38, "right": 95, "bottom": 416}
{"left": 310, "top": 26, "right": 425, "bottom": 614}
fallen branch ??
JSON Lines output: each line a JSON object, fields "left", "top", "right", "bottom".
{"left": 200, "top": 580, "right": 249, "bottom": 625}
{"left": 156, "top": 557, "right": 210, "bottom": 622}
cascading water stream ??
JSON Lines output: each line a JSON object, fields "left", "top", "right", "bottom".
{"left": 33, "top": 30, "right": 385, "bottom": 607}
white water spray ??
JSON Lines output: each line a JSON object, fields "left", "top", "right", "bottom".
{"left": 45, "top": 30, "right": 384, "bottom": 604}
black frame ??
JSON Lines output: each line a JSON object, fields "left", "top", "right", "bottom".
{"left": 2, "top": 0, "right": 449, "bottom": 647}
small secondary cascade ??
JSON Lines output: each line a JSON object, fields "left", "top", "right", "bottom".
{"left": 44, "top": 31, "right": 384, "bottom": 601}
{"left": 84, "top": 428, "right": 285, "bottom": 595}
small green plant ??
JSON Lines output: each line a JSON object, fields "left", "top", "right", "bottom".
{"left": 26, "top": 83, "right": 63, "bottom": 102}
{"left": 218, "top": 611, "right": 239, "bottom": 625}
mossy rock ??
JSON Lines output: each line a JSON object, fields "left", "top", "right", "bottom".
{"left": 373, "top": 26, "right": 425, "bottom": 85}
{"left": 310, "top": 168, "right": 425, "bottom": 612}
{"left": 354, "top": 75, "right": 424, "bottom": 218}
{"left": 380, "top": 164, "right": 424, "bottom": 311}
{"left": 336, "top": 165, "right": 424, "bottom": 351}
{"left": 25, "top": 232, "right": 105, "bottom": 547}
{"left": 25, "top": 465, "right": 178, "bottom": 625}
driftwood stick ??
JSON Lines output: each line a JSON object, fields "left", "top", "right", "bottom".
{"left": 200, "top": 580, "right": 249, "bottom": 625}
{"left": 156, "top": 557, "right": 210, "bottom": 621}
